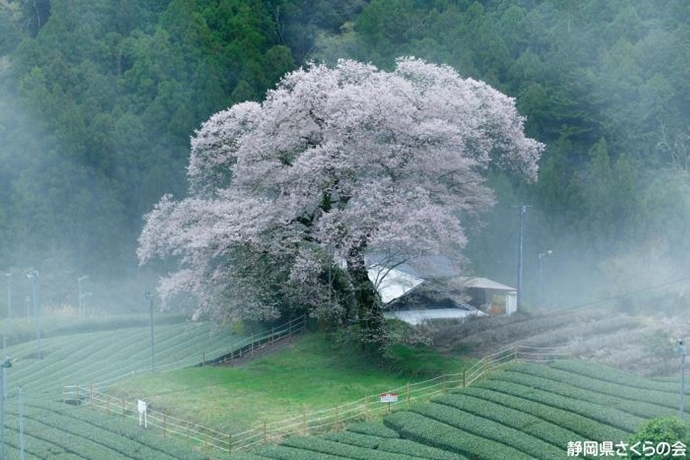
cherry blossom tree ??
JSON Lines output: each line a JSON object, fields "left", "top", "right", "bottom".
{"left": 138, "top": 57, "right": 543, "bottom": 347}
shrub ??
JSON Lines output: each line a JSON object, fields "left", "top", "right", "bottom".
{"left": 627, "top": 417, "right": 690, "bottom": 460}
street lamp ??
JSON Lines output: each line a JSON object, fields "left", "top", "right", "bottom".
{"left": 26, "top": 269, "right": 40, "bottom": 360}
{"left": 78, "top": 276, "right": 89, "bottom": 316}
{"left": 0, "top": 356, "right": 12, "bottom": 460}
{"left": 538, "top": 250, "right": 552, "bottom": 309}
{"left": 145, "top": 292, "right": 155, "bottom": 372}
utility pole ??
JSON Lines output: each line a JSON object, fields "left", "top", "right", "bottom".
{"left": 515, "top": 205, "right": 530, "bottom": 312}
{"left": 4, "top": 273, "right": 11, "bottom": 335}
{"left": 145, "top": 292, "right": 155, "bottom": 372}
{"left": 78, "top": 276, "right": 89, "bottom": 316}
{"left": 18, "top": 386, "right": 24, "bottom": 460}
{"left": 680, "top": 339, "right": 687, "bottom": 421}
{"left": 26, "top": 269, "right": 40, "bottom": 360}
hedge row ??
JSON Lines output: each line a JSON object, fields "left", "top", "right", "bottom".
{"left": 492, "top": 368, "right": 676, "bottom": 417}
{"left": 254, "top": 444, "right": 348, "bottom": 459}
{"left": 550, "top": 360, "right": 685, "bottom": 394}
{"left": 281, "top": 436, "right": 415, "bottom": 459}
{"left": 411, "top": 401, "right": 564, "bottom": 459}
{"left": 3, "top": 426, "right": 76, "bottom": 459}
{"left": 18, "top": 400, "right": 209, "bottom": 459}
{"left": 346, "top": 422, "right": 400, "bottom": 439}
{"left": 325, "top": 431, "right": 383, "bottom": 449}
{"left": 504, "top": 362, "right": 680, "bottom": 409}
{"left": 383, "top": 411, "right": 534, "bottom": 460}
{"left": 324, "top": 430, "right": 462, "bottom": 459}
{"left": 433, "top": 393, "right": 583, "bottom": 449}
{"left": 461, "top": 386, "right": 630, "bottom": 441}
{"left": 474, "top": 379, "right": 645, "bottom": 433}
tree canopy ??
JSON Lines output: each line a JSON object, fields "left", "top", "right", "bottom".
{"left": 138, "top": 57, "right": 542, "bottom": 343}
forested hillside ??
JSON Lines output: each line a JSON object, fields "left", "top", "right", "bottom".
{"left": 1, "top": 0, "right": 689, "bottom": 313}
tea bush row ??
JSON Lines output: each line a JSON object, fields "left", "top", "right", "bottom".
{"left": 383, "top": 411, "right": 534, "bottom": 459}
{"left": 254, "top": 444, "right": 346, "bottom": 459}
{"left": 346, "top": 422, "right": 400, "bottom": 438}
{"left": 411, "top": 402, "right": 564, "bottom": 459}
{"left": 325, "top": 431, "right": 461, "bottom": 459}
{"left": 475, "top": 379, "right": 644, "bottom": 432}
{"left": 461, "top": 386, "right": 630, "bottom": 441}
{"left": 505, "top": 362, "right": 680, "bottom": 409}
{"left": 550, "top": 360, "right": 685, "bottom": 393}
{"left": 281, "top": 436, "right": 414, "bottom": 459}
{"left": 4, "top": 399, "right": 210, "bottom": 460}
{"left": 6, "top": 321, "right": 246, "bottom": 395}
{"left": 493, "top": 368, "right": 676, "bottom": 417}
{"left": 433, "top": 393, "right": 581, "bottom": 449}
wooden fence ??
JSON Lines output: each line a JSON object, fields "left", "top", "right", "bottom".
{"left": 63, "top": 344, "right": 570, "bottom": 455}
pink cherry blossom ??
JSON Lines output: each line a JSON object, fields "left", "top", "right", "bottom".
{"left": 138, "top": 57, "right": 543, "bottom": 325}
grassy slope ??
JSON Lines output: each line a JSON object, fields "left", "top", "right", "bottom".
{"left": 108, "top": 333, "right": 472, "bottom": 434}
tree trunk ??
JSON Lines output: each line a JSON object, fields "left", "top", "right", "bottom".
{"left": 346, "top": 244, "right": 387, "bottom": 351}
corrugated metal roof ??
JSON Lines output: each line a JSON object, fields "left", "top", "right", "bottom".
{"left": 456, "top": 277, "right": 516, "bottom": 291}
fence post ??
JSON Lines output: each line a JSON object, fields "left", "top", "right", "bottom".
{"left": 205, "top": 430, "right": 209, "bottom": 454}
{"left": 62, "top": 386, "right": 65, "bottom": 404}
{"left": 228, "top": 433, "right": 232, "bottom": 455}
{"left": 365, "top": 395, "right": 370, "bottom": 422}
{"left": 163, "top": 413, "right": 167, "bottom": 437}
{"left": 202, "top": 351, "right": 205, "bottom": 366}
{"left": 263, "top": 420, "right": 267, "bottom": 444}
{"left": 271, "top": 327, "right": 275, "bottom": 344}
{"left": 442, "top": 375, "right": 446, "bottom": 394}
{"left": 90, "top": 381, "right": 94, "bottom": 409}
{"left": 406, "top": 382, "right": 410, "bottom": 410}
{"left": 122, "top": 398, "right": 126, "bottom": 417}
{"left": 186, "top": 420, "right": 190, "bottom": 445}
{"left": 106, "top": 396, "right": 110, "bottom": 414}
{"left": 463, "top": 370, "right": 466, "bottom": 388}
{"left": 514, "top": 347, "right": 518, "bottom": 362}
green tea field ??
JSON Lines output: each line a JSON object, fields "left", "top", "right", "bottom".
{"left": 238, "top": 359, "right": 686, "bottom": 459}
{"left": 0, "top": 315, "right": 250, "bottom": 459}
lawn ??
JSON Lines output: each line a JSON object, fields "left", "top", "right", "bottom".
{"left": 108, "top": 333, "right": 473, "bottom": 434}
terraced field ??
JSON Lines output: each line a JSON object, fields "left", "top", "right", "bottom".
{"left": 239, "top": 359, "right": 687, "bottom": 459}
{"left": 0, "top": 316, "right": 247, "bottom": 459}
{"left": 6, "top": 319, "right": 246, "bottom": 394}
{"left": 433, "top": 304, "right": 690, "bottom": 377}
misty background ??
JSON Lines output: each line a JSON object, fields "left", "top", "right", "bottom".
{"left": 0, "top": 0, "right": 689, "bottom": 315}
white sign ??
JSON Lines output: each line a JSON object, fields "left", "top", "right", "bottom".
{"left": 138, "top": 400, "right": 148, "bottom": 428}
{"left": 380, "top": 393, "right": 398, "bottom": 403}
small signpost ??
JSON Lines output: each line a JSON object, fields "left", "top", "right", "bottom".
{"left": 380, "top": 393, "right": 398, "bottom": 413}
{"left": 138, "top": 400, "right": 148, "bottom": 428}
